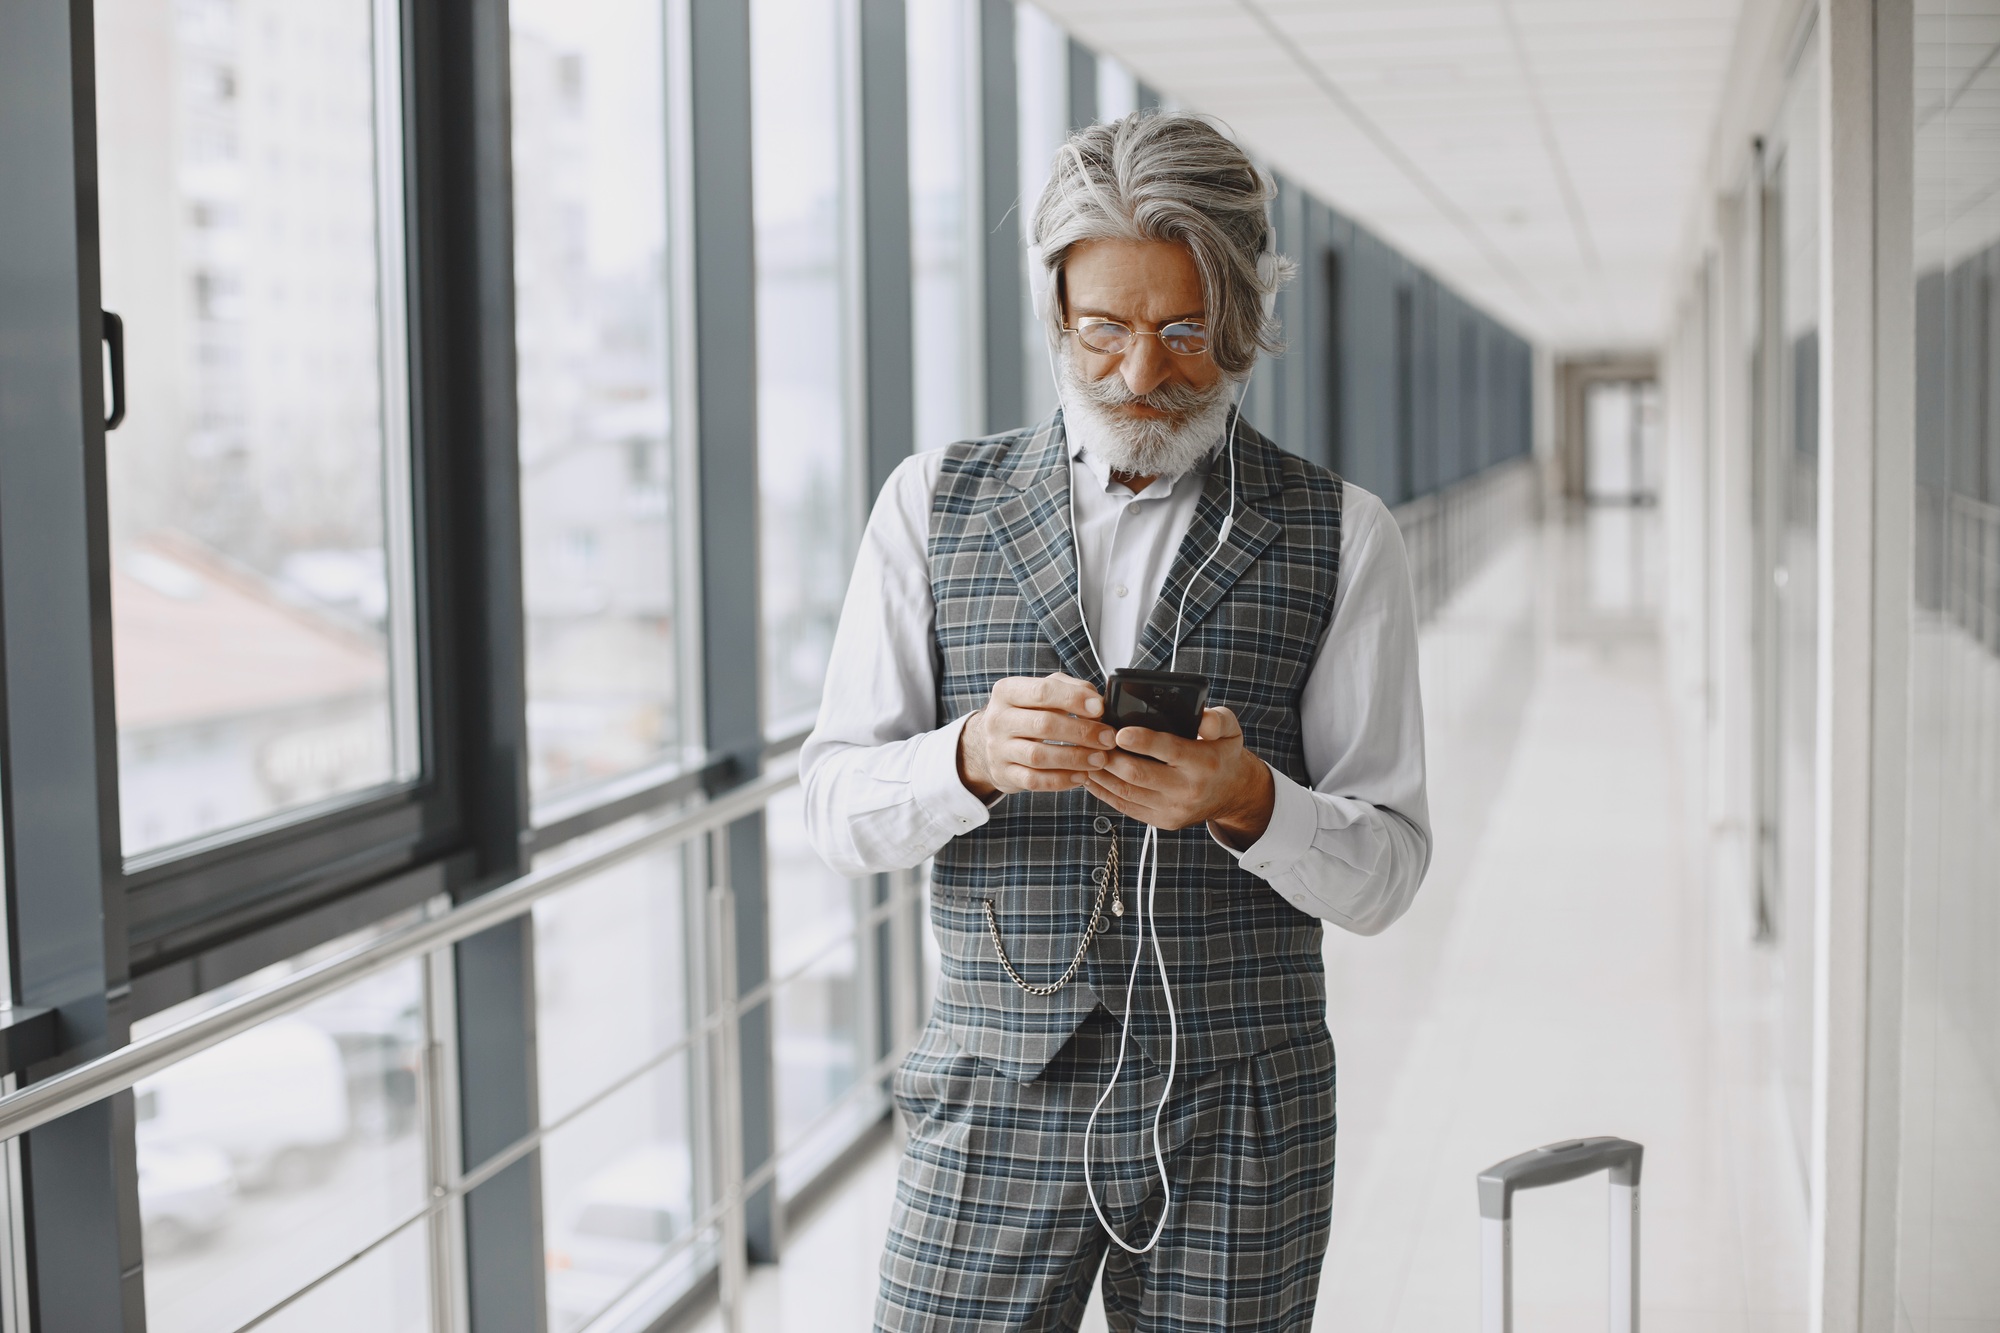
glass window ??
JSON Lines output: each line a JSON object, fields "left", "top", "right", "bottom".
{"left": 134, "top": 946, "right": 429, "bottom": 1333}
{"left": 1750, "top": 42, "right": 1820, "bottom": 1176}
{"left": 752, "top": 0, "right": 861, "bottom": 733}
{"left": 1902, "top": 7, "right": 2000, "bottom": 1324}
{"left": 907, "top": 0, "right": 982, "bottom": 450}
{"left": 1016, "top": 3, "right": 1069, "bottom": 429}
{"left": 94, "top": 0, "right": 419, "bottom": 859}
{"left": 511, "top": 0, "right": 686, "bottom": 807}
{"left": 1096, "top": 53, "right": 1137, "bottom": 123}
{"left": 533, "top": 842, "right": 696, "bottom": 1332}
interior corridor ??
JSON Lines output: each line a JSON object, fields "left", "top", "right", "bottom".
{"left": 682, "top": 509, "right": 1809, "bottom": 1333}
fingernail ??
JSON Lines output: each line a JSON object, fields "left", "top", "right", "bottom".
{"left": 1098, "top": 730, "right": 1115, "bottom": 747}
{"left": 1084, "top": 699, "right": 1102, "bottom": 715}
{"left": 1072, "top": 773, "right": 1087, "bottom": 784}
{"left": 1088, "top": 753, "right": 1105, "bottom": 767}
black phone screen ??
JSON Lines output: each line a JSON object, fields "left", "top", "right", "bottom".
{"left": 1103, "top": 669, "right": 1210, "bottom": 741}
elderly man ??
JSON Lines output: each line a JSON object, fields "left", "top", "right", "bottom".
{"left": 801, "top": 113, "right": 1429, "bottom": 1332}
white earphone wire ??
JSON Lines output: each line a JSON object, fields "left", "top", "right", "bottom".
{"left": 1046, "top": 325, "right": 1250, "bottom": 1254}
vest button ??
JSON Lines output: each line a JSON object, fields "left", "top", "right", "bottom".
{"left": 1093, "top": 816, "right": 1113, "bottom": 834}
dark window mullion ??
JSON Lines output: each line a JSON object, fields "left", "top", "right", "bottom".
{"left": 406, "top": 0, "right": 539, "bottom": 1328}
{"left": 689, "top": 0, "right": 777, "bottom": 1266}
{"left": 0, "top": 0, "right": 144, "bottom": 1325}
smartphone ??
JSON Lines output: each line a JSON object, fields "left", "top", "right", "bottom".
{"left": 1102, "top": 669, "right": 1210, "bottom": 741}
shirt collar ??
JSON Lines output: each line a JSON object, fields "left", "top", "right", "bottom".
{"left": 1064, "top": 407, "right": 1218, "bottom": 500}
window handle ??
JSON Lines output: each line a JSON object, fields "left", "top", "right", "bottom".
{"left": 102, "top": 310, "right": 125, "bottom": 431}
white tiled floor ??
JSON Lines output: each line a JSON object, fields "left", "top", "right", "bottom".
{"left": 687, "top": 513, "right": 1808, "bottom": 1332}
{"left": 1313, "top": 515, "right": 1806, "bottom": 1332}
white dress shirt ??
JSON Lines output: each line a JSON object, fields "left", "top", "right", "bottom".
{"left": 799, "top": 419, "right": 1431, "bottom": 936}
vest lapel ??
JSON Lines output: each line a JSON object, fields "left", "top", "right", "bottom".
{"left": 982, "top": 414, "right": 1104, "bottom": 684}
{"left": 1130, "top": 414, "right": 1284, "bottom": 672}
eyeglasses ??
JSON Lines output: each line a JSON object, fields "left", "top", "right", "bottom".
{"left": 1063, "top": 316, "right": 1210, "bottom": 357}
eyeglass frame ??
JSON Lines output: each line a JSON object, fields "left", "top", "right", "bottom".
{"left": 1061, "top": 315, "right": 1213, "bottom": 358}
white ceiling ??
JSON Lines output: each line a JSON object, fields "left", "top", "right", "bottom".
{"left": 1037, "top": 0, "right": 1746, "bottom": 352}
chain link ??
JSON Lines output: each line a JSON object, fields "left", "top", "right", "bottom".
{"left": 984, "top": 838, "right": 1121, "bottom": 997}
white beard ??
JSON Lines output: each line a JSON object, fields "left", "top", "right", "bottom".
{"left": 1059, "top": 348, "right": 1238, "bottom": 480}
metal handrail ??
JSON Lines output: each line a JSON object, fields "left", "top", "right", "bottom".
{"left": 1389, "top": 455, "right": 1535, "bottom": 622}
{"left": 0, "top": 763, "right": 803, "bottom": 1145}
{"left": 222, "top": 879, "right": 920, "bottom": 1333}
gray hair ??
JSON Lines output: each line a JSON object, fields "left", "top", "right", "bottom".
{"left": 1030, "top": 112, "right": 1293, "bottom": 376}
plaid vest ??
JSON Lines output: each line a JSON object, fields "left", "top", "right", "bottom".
{"left": 926, "top": 411, "right": 1344, "bottom": 1083}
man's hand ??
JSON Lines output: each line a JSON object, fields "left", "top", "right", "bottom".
{"left": 1082, "top": 707, "right": 1275, "bottom": 846}
{"left": 958, "top": 673, "right": 1117, "bottom": 799}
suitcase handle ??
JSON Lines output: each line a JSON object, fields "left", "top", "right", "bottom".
{"left": 1478, "top": 1137, "right": 1643, "bottom": 1333}
{"left": 1477, "top": 1135, "right": 1643, "bottom": 1219}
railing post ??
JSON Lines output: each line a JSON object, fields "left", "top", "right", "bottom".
{"left": 422, "top": 943, "right": 471, "bottom": 1333}
{"left": 708, "top": 867, "right": 747, "bottom": 1333}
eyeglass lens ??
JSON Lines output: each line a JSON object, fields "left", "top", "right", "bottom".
{"left": 1073, "top": 319, "right": 1208, "bottom": 356}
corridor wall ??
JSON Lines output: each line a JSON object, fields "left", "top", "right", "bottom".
{"left": 1659, "top": 1, "right": 2000, "bottom": 1324}
{"left": 1260, "top": 175, "right": 1534, "bottom": 506}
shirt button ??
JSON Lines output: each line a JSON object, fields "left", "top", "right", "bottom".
{"left": 1113, "top": 584, "right": 1129, "bottom": 598}
{"left": 1093, "top": 816, "right": 1113, "bottom": 834}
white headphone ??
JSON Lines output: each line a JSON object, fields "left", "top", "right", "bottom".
{"left": 1036, "top": 212, "right": 1282, "bottom": 1256}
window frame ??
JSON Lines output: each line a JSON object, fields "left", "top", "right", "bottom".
{"left": 114, "top": 0, "right": 533, "bottom": 1018}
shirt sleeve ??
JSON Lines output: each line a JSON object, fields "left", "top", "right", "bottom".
{"left": 799, "top": 451, "right": 996, "bottom": 877}
{"left": 1212, "top": 484, "right": 1432, "bottom": 935}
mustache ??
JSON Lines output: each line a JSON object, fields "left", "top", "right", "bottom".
{"left": 1067, "top": 367, "right": 1228, "bottom": 417}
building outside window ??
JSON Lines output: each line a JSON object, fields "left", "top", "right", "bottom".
{"left": 752, "top": 0, "right": 862, "bottom": 735}
{"left": 907, "top": 0, "right": 982, "bottom": 451}
{"left": 512, "top": 0, "right": 687, "bottom": 809}
{"left": 750, "top": 0, "right": 876, "bottom": 1200}
{"left": 94, "top": 0, "right": 420, "bottom": 859}
{"left": 1015, "top": 2, "right": 1069, "bottom": 430}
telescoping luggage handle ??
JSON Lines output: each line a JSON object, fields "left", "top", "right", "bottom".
{"left": 1477, "top": 1136, "right": 1643, "bottom": 1333}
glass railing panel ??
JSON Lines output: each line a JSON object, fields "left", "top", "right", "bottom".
{"left": 541, "top": 1061, "right": 697, "bottom": 1333}
{"left": 773, "top": 937, "right": 864, "bottom": 1185}
{"left": 765, "top": 786, "right": 870, "bottom": 1192}
{"left": 766, "top": 789, "right": 857, "bottom": 980}
{"left": 533, "top": 842, "right": 689, "bottom": 1126}
{"left": 134, "top": 958, "right": 428, "bottom": 1333}
{"left": 531, "top": 828, "right": 698, "bottom": 1332}
{"left": 249, "top": 1224, "right": 428, "bottom": 1333}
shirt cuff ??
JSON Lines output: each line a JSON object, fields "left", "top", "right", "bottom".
{"left": 911, "top": 714, "right": 996, "bottom": 836}
{"left": 1214, "top": 765, "right": 1318, "bottom": 882}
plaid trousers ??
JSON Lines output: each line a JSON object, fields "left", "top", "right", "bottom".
{"left": 877, "top": 1008, "right": 1337, "bottom": 1332}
